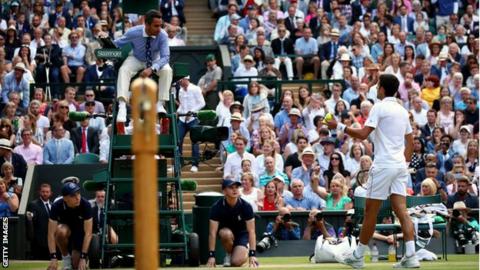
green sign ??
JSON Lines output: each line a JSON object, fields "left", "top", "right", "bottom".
{"left": 95, "top": 49, "right": 123, "bottom": 59}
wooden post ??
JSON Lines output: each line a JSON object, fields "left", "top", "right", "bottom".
{"left": 131, "top": 78, "right": 158, "bottom": 270}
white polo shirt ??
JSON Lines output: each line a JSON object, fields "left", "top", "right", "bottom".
{"left": 365, "top": 97, "right": 412, "bottom": 169}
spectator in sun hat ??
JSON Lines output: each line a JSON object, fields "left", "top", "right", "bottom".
{"left": 2, "top": 62, "right": 30, "bottom": 108}
{"left": 0, "top": 138, "right": 27, "bottom": 181}
{"left": 292, "top": 147, "right": 326, "bottom": 188}
{"left": 279, "top": 108, "right": 307, "bottom": 148}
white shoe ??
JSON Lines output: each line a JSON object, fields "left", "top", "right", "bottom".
{"left": 335, "top": 251, "right": 364, "bottom": 269}
{"left": 157, "top": 101, "right": 166, "bottom": 114}
{"left": 393, "top": 255, "right": 420, "bottom": 268}
{"left": 62, "top": 255, "right": 72, "bottom": 270}
{"left": 190, "top": 165, "right": 198, "bottom": 173}
{"left": 223, "top": 253, "right": 231, "bottom": 267}
{"left": 117, "top": 101, "right": 127, "bottom": 122}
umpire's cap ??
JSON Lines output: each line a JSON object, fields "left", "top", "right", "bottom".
{"left": 62, "top": 182, "right": 81, "bottom": 196}
{"left": 222, "top": 179, "right": 241, "bottom": 190}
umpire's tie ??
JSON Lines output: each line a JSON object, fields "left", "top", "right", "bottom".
{"left": 146, "top": 36, "right": 153, "bottom": 68}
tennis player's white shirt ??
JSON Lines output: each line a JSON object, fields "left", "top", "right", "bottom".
{"left": 364, "top": 97, "right": 413, "bottom": 199}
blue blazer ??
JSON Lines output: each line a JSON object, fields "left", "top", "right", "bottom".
{"left": 394, "top": 16, "right": 414, "bottom": 33}
{"left": 43, "top": 138, "right": 75, "bottom": 165}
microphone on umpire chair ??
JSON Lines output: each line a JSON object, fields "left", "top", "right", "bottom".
{"left": 68, "top": 111, "right": 109, "bottom": 121}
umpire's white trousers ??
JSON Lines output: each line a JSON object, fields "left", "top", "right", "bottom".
{"left": 117, "top": 55, "right": 173, "bottom": 102}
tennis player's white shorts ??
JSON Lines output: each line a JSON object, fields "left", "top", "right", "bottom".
{"left": 365, "top": 166, "right": 408, "bottom": 200}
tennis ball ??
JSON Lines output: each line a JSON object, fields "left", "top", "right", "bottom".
{"left": 323, "top": 113, "right": 334, "bottom": 124}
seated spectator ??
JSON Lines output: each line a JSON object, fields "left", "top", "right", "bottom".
{"left": 246, "top": 105, "right": 275, "bottom": 139}
{"left": 311, "top": 173, "right": 353, "bottom": 210}
{"left": 259, "top": 56, "right": 282, "bottom": 80}
{"left": 223, "top": 135, "right": 255, "bottom": 181}
{"left": 235, "top": 159, "right": 259, "bottom": 184}
{"left": 242, "top": 81, "right": 270, "bottom": 119}
{"left": 452, "top": 125, "right": 472, "bottom": 157}
{"left": 0, "top": 118, "right": 17, "bottom": 147}
{"left": 233, "top": 55, "right": 258, "bottom": 97}
{"left": 465, "top": 139, "right": 478, "bottom": 177}
{"left": 222, "top": 112, "right": 250, "bottom": 153}
{"left": 325, "top": 83, "right": 349, "bottom": 113}
{"left": 2, "top": 63, "right": 29, "bottom": 108}
{"left": 255, "top": 139, "right": 283, "bottom": 176}
{"left": 1, "top": 159, "right": 20, "bottom": 195}
{"left": 166, "top": 24, "right": 185, "bottom": 46}
{"left": 320, "top": 28, "right": 341, "bottom": 79}
{"left": 259, "top": 156, "right": 289, "bottom": 187}
{"left": 13, "top": 128, "right": 43, "bottom": 165}
{"left": 271, "top": 24, "right": 294, "bottom": 80}
{"left": 323, "top": 152, "right": 351, "bottom": 189}
{"left": 259, "top": 179, "right": 284, "bottom": 211}
{"left": 83, "top": 59, "right": 116, "bottom": 100}
{"left": 345, "top": 143, "right": 363, "bottom": 176}
{"left": 216, "top": 90, "right": 234, "bottom": 127}
{"left": 418, "top": 178, "right": 439, "bottom": 196}
{"left": 294, "top": 27, "right": 320, "bottom": 79}
{"left": 463, "top": 96, "right": 479, "bottom": 126}
{"left": 274, "top": 96, "right": 294, "bottom": 134}
{"left": 264, "top": 207, "right": 301, "bottom": 240}
{"left": 239, "top": 173, "right": 262, "bottom": 212}
{"left": 436, "top": 135, "right": 455, "bottom": 174}
{"left": 284, "top": 179, "right": 319, "bottom": 211}
{"left": 317, "top": 137, "right": 336, "bottom": 172}
{"left": 302, "top": 93, "right": 326, "bottom": 131}
{"left": 0, "top": 179, "right": 19, "bottom": 217}
{"left": 231, "top": 45, "right": 250, "bottom": 73}
{"left": 447, "top": 175, "right": 479, "bottom": 208}
{"left": 292, "top": 147, "right": 325, "bottom": 188}
{"left": 60, "top": 31, "right": 86, "bottom": 84}
{"left": 83, "top": 101, "right": 106, "bottom": 132}
{"left": 408, "top": 137, "right": 426, "bottom": 176}
{"left": 62, "top": 87, "right": 79, "bottom": 112}
{"left": 43, "top": 124, "right": 74, "bottom": 164}
{"left": 52, "top": 101, "right": 76, "bottom": 134}
{"left": 420, "top": 109, "right": 437, "bottom": 141}
{"left": 17, "top": 114, "right": 44, "bottom": 146}
{"left": 284, "top": 136, "right": 310, "bottom": 181}
{"left": 279, "top": 108, "right": 307, "bottom": 148}
{"left": 29, "top": 99, "right": 50, "bottom": 136}
{"left": 70, "top": 119, "right": 100, "bottom": 155}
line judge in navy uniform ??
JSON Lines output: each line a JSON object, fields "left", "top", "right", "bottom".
{"left": 47, "top": 182, "right": 93, "bottom": 270}
{"left": 111, "top": 9, "right": 173, "bottom": 123}
{"left": 207, "top": 180, "right": 258, "bottom": 268}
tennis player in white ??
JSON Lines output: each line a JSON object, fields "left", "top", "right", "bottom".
{"left": 327, "top": 74, "right": 419, "bottom": 269}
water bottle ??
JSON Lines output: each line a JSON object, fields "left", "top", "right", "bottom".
{"left": 364, "top": 246, "right": 371, "bottom": 263}
{"left": 388, "top": 244, "right": 396, "bottom": 262}
{"left": 371, "top": 243, "right": 379, "bottom": 263}
{"left": 465, "top": 241, "right": 475, "bottom": 254}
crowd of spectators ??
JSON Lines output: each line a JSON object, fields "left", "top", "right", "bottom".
{"left": 207, "top": 0, "right": 479, "bottom": 242}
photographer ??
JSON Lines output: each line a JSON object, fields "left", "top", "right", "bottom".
{"left": 264, "top": 207, "right": 301, "bottom": 240}
{"left": 450, "top": 201, "right": 479, "bottom": 249}
{"left": 303, "top": 209, "right": 334, "bottom": 240}
{"left": 34, "top": 33, "right": 63, "bottom": 99}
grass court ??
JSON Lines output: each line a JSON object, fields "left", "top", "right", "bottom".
{"left": 8, "top": 254, "right": 479, "bottom": 269}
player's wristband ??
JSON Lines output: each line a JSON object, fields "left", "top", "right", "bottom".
{"left": 208, "top": 251, "right": 215, "bottom": 258}
{"left": 337, "top": 123, "right": 346, "bottom": 133}
{"left": 50, "top": 253, "right": 57, "bottom": 260}
{"left": 249, "top": 250, "right": 256, "bottom": 257}
{"left": 80, "top": 252, "right": 88, "bottom": 259}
